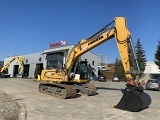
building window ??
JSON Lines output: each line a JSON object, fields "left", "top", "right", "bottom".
{"left": 92, "top": 61, "right": 95, "bottom": 66}
{"left": 26, "top": 59, "right": 28, "bottom": 63}
{"left": 46, "top": 52, "right": 64, "bottom": 69}
{"left": 39, "top": 57, "right": 42, "bottom": 61}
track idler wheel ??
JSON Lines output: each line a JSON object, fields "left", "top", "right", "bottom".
{"left": 114, "top": 84, "right": 151, "bottom": 112}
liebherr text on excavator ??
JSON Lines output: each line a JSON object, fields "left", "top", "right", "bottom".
{"left": 39, "top": 17, "right": 151, "bottom": 112}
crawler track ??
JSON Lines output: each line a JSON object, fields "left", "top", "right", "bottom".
{"left": 85, "top": 83, "right": 97, "bottom": 96}
{"left": 39, "top": 83, "right": 77, "bottom": 99}
{"left": 39, "top": 82, "right": 97, "bottom": 99}
{"left": 74, "top": 83, "right": 97, "bottom": 96}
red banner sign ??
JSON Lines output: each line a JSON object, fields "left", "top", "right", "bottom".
{"left": 50, "top": 40, "right": 66, "bottom": 49}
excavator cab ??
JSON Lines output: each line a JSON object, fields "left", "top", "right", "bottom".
{"left": 69, "top": 60, "right": 90, "bottom": 83}
{"left": 77, "top": 61, "right": 89, "bottom": 79}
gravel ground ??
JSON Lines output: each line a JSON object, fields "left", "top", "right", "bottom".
{"left": 0, "top": 91, "right": 26, "bottom": 120}
{"left": 0, "top": 78, "right": 159, "bottom": 120}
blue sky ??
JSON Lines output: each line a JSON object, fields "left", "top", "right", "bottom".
{"left": 0, "top": 0, "right": 159, "bottom": 63}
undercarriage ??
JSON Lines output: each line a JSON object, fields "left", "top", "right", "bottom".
{"left": 39, "top": 82, "right": 97, "bottom": 99}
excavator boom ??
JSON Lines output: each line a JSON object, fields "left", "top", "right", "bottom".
{"left": 65, "top": 17, "right": 139, "bottom": 80}
{"left": 0, "top": 56, "right": 24, "bottom": 78}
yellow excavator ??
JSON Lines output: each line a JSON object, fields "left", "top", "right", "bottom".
{"left": 39, "top": 17, "right": 151, "bottom": 112}
{"left": 0, "top": 56, "right": 24, "bottom": 78}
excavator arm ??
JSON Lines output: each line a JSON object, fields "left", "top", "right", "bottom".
{"left": 14, "top": 56, "right": 24, "bottom": 75}
{"left": 65, "top": 17, "right": 140, "bottom": 80}
{"left": 0, "top": 57, "right": 16, "bottom": 73}
{"left": 0, "top": 56, "right": 24, "bottom": 76}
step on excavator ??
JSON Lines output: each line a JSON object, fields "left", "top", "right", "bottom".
{"left": 39, "top": 17, "right": 151, "bottom": 112}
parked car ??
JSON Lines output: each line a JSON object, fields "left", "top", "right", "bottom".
{"left": 145, "top": 79, "right": 160, "bottom": 91}
{"left": 112, "top": 76, "right": 120, "bottom": 82}
{"left": 98, "top": 74, "right": 107, "bottom": 82}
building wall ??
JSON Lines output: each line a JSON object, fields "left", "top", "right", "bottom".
{"left": 43, "top": 45, "right": 98, "bottom": 79}
{"left": 4, "top": 52, "right": 43, "bottom": 77}
{"left": 144, "top": 62, "right": 160, "bottom": 73}
{"left": 43, "top": 45, "right": 74, "bottom": 69}
{"left": 22, "top": 53, "right": 44, "bottom": 78}
{"left": 4, "top": 45, "right": 98, "bottom": 79}
{"left": 81, "top": 51, "right": 98, "bottom": 80}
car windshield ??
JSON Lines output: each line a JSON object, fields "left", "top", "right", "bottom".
{"left": 149, "top": 74, "right": 160, "bottom": 79}
{"left": 152, "top": 80, "right": 158, "bottom": 83}
{"left": 99, "top": 74, "right": 105, "bottom": 77}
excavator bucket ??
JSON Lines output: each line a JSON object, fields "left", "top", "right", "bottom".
{"left": 114, "top": 85, "right": 151, "bottom": 112}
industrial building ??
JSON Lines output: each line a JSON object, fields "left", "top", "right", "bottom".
{"left": 4, "top": 52, "right": 44, "bottom": 78}
{"left": 4, "top": 45, "right": 98, "bottom": 79}
{"left": 144, "top": 62, "right": 160, "bottom": 73}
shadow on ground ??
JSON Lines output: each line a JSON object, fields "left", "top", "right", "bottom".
{"left": 96, "top": 87, "right": 124, "bottom": 93}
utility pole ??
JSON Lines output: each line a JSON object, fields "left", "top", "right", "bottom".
{"left": 105, "top": 55, "right": 108, "bottom": 69}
